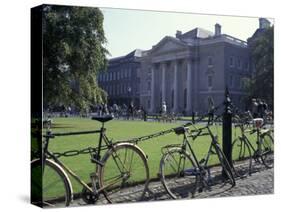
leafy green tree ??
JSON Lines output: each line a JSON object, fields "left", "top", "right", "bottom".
{"left": 43, "top": 5, "right": 109, "bottom": 112}
{"left": 246, "top": 26, "right": 274, "bottom": 109}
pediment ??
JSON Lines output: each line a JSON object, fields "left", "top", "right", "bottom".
{"left": 150, "top": 37, "right": 186, "bottom": 55}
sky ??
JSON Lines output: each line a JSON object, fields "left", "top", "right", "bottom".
{"left": 101, "top": 7, "right": 273, "bottom": 59}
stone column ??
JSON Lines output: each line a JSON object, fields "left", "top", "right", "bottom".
{"left": 186, "top": 60, "right": 192, "bottom": 113}
{"left": 173, "top": 61, "right": 178, "bottom": 112}
{"left": 151, "top": 66, "right": 155, "bottom": 112}
{"left": 161, "top": 63, "right": 166, "bottom": 102}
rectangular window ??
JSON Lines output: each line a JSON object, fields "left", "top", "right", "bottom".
{"left": 208, "top": 56, "right": 213, "bottom": 66}
{"left": 244, "top": 61, "right": 249, "bottom": 71}
{"left": 230, "top": 56, "right": 234, "bottom": 67}
{"left": 230, "top": 75, "right": 233, "bottom": 87}
{"left": 128, "top": 69, "right": 131, "bottom": 78}
{"left": 238, "top": 58, "right": 242, "bottom": 69}
{"left": 147, "top": 81, "right": 151, "bottom": 91}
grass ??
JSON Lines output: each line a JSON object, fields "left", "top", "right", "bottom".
{"left": 33, "top": 117, "right": 258, "bottom": 199}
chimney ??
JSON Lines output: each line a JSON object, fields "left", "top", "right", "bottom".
{"left": 215, "top": 23, "right": 221, "bottom": 36}
{"left": 176, "top": 30, "right": 182, "bottom": 39}
{"left": 259, "top": 18, "right": 270, "bottom": 29}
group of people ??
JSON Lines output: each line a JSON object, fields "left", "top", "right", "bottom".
{"left": 97, "top": 102, "right": 147, "bottom": 121}
{"left": 251, "top": 98, "right": 269, "bottom": 119}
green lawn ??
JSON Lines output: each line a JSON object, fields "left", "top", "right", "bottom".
{"left": 35, "top": 117, "right": 257, "bottom": 197}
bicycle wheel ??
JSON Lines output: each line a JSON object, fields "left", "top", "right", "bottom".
{"left": 231, "top": 138, "right": 252, "bottom": 177}
{"left": 31, "top": 159, "right": 72, "bottom": 207}
{"left": 260, "top": 133, "right": 274, "bottom": 168}
{"left": 99, "top": 143, "right": 149, "bottom": 203}
{"left": 214, "top": 146, "right": 236, "bottom": 187}
{"left": 160, "top": 148, "right": 198, "bottom": 199}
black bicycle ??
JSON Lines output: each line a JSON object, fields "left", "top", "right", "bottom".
{"left": 159, "top": 114, "right": 235, "bottom": 199}
{"left": 31, "top": 115, "right": 149, "bottom": 207}
{"left": 231, "top": 117, "right": 274, "bottom": 177}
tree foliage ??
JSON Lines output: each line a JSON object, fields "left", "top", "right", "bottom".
{"left": 245, "top": 26, "right": 274, "bottom": 109}
{"left": 43, "top": 5, "right": 108, "bottom": 112}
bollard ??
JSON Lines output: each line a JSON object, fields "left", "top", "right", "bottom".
{"left": 222, "top": 87, "right": 233, "bottom": 175}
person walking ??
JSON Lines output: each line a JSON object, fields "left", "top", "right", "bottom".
{"left": 257, "top": 99, "right": 264, "bottom": 118}
{"left": 251, "top": 98, "right": 258, "bottom": 118}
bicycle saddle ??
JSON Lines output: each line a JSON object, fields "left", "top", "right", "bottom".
{"left": 174, "top": 126, "right": 188, "bottom": 135}
{"left": 91, "top": 115, "right": 114, "bottom": 123}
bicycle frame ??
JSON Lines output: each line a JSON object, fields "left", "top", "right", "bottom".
{"left": 41, "top": 125, "right": 117, "bottom": 195}
{"left": 237, "top": 126, "right": 263, "bottom": 156}
{"left": 182, "top": 125, "right": 222, "bottom": 173}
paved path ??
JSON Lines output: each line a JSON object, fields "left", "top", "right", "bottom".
{"left": 71, "top": 163, "right": 273, "bottom": 207}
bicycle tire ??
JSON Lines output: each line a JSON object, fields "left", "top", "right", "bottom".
{"left": 31, "top": 159, "right": 72, "bottom": 207}
{"left": 98, "top": 143, "right": 149, "bottom": 203}
{"left": 160, "top": 148, "right": 198, "bottom": 199}
{"left": 260, "top": 133, "right": 274, "bottom": 168}
{"left": 215, "top": 146, "right": 236, "bottom": 187}
{"left": 231, "top": 138, "right": 252, "bottom": 177}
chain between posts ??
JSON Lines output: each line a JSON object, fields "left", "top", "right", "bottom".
{"left": 46, "top": 102, "right": 226, "bottom": 158}
{"left": 126, "top": 127, "right": 176, "bottom": 144}
{"left": 49, "top": 147, "right": 97, "bottom": 159}
{"left": 120, "top": 102, "right": 225, "bottom": 144}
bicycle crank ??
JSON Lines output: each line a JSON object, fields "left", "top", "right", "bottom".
{"left": 81, "top": 183, "right": 99, "bottom": 204}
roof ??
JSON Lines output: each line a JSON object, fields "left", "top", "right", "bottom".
{"left": 180, "top": 27, "right": 214, "bottom": 39}
{"left": 108, "top": 49, "right": 144, "bottom": 64}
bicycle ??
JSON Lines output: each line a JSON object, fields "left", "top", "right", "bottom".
{"left": 231, "top": 117, "right": 274, "bottom": 177}
{"left": 31, "top": 115, "right": 149, "bottom": 207}
{"left": 159, "top": 114, "right": 235, "bottom": 199}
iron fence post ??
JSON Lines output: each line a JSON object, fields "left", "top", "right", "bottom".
{"left": 223, "top": 87, "right": 233, "bottom": 173}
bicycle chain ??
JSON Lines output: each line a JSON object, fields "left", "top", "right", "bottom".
{"left": 49, "top": 147, "right": 97, "bottom": 159}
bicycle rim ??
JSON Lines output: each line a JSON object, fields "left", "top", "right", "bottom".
{"left": 99, "top": 143, "right": 149, "bottom": 203}
{"left": 160, "top": 148, "right": 198, "bottom": 199}
{"left": 31, "top": 159, "right": 72, "bottom": 208}
{"left": 260, "top": 134, "right": 274, "bottom": 168}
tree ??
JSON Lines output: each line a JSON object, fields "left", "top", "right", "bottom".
{"left": 42, "top": 5, "right": 109, "bottom": 112}
{"left": 246, "top": 26, "right": 274, "bottom": 109}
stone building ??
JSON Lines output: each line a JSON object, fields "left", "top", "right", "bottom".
{"left": 140, "top": 23, "right": 253, "bottom": 114}
{"left": 98, "top": 18, "right": 271, "bottom": 115}
{"left": 98, "top": 49, "right": 143, "bottom": 107}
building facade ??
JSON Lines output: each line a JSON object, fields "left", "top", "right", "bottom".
{"left": 99, "top": 18, "right": 270, "bottom": 114}
{"left": 98, "top": 49, "right": 142, "bottom": 107}
{"left": 140, "top": 23, "right": 254, "bottom": 114}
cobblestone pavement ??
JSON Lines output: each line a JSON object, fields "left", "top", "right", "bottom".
{"left": 71, "top": 160, "right": 273, "bottom": 207}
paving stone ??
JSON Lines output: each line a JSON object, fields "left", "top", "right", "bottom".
{"left": 70, "top": 160, "right": 273, "bottom": 207}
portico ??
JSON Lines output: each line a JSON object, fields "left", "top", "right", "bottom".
{"left": 150, "top": 57, "right": 193, "bottom": 114}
